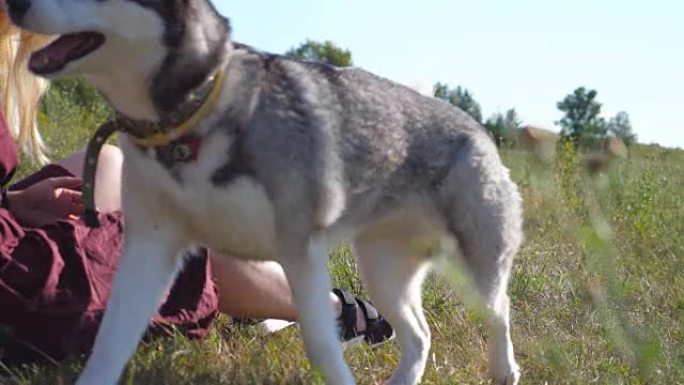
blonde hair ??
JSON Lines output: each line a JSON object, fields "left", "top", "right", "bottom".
{"left": 1, "top": 13, "right": 51, "bottom": 163}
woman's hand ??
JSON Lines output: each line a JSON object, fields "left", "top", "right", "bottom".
{"left": 6, "top": 177, "right": 84, "bottom": 228}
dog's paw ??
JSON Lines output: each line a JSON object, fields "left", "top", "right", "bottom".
{"left": 491, "top": 362, "right": 520, "bottom": 385}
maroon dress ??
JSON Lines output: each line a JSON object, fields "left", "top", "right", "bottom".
{"left": 0, "top": 111, "right": 219, "bottom": 363}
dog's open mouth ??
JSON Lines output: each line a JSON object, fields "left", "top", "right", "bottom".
{"left": 29, "top": 32, "right": 105, "bottom": 75}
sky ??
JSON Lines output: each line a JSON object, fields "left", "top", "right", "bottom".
{"left": 215, "top": 0, "right": 684, "bottom": 149}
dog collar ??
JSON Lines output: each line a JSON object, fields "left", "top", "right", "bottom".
{"left": 117, "top": 69, "right": 226, "bottom": 147}
{"left": 81, "top": 69, "right": 226, "bottom": 228}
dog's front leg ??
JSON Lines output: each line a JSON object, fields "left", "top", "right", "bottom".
{"left": 280, "top": 233, "right": 356, "bottom": 385}
{"left": 76, "top": 223, "right": 186, "bottom": 385}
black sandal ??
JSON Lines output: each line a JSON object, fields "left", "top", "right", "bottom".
{"left": 332, "top": 289, "right": 395, "bottom": 348}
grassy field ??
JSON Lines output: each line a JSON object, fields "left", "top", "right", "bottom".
{"left": 3, "top": 81, "right": 683, "bottom": 384}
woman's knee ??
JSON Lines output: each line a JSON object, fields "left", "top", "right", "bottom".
{"left": 97, "top": 144, "right": 123, "bottom": 175}
{"left": 57, "top": 144, "right": 123, "bottom": 212}
{"left": 57, "top": 144, "right": 122, "bottom": 177}
{"left": 93, "top": 144, "right": 123, "bottom": 212}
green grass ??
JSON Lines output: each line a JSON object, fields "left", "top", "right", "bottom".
{"left": 4, "top": 82, "right": 683, "bottom": 384}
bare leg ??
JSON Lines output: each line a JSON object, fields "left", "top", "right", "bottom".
{"left": 211, "top": 257, "right": 298, "bottom": 320}
{"left": 56, "top": 144, "right": 123, "bottom": 213}
{"left": 211, "top": 255, "right": 366, "bottom": 331}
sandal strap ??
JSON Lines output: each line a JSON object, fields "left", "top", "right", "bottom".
{"left": 332, "top": 289, "right": 359, "bottom": 340}
{"left": 354, "top": 298, "right": 382, "bottom": 342}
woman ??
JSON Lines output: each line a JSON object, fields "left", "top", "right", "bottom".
{"left": 0, "top": 4, "right": 392, "bottom": 363}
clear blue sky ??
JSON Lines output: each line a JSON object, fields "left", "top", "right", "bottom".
{"left": 216, "top": 0, "right": 684, "bottom": 149}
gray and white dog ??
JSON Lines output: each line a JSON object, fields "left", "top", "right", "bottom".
{"left": 8, "top": 0, "right": 523, "bottom": 383}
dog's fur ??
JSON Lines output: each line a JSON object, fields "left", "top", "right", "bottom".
{"left": 9, "top": 0, "right": 523, "bottom": 383}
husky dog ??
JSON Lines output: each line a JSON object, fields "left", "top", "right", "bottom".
{"left": 8, "top": 0, "right": 523, "bottom": 383}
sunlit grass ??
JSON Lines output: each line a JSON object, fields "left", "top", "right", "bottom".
{"left": 4, "top": 80, "right": 683, "bottom": 384}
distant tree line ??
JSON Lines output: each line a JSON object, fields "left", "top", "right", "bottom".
{"left": 556, "top": 87, "right": 636, "bottom": 147}
{"left": 285, "top": 39, "right": 353, "bottom": 67}
{"left": 46, "top": 39, "right": 636, "bottom": 152}
{"left": 286, "top": 40, "right": 637, "bottom": 150}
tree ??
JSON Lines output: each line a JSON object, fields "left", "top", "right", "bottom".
{"left": 485, "top": 108, "right": 521, "bottom": 147}
{"left": 433, "top": 83, "right": 483, "bottom": 123}
{"left": 556, "top": 87, "right": 606, "bottom": 147}
{"left": 285, "top": 40, "right": 353, "bottom": 67}
{"left": 607, "top": 111, "right": 637, "bottom": 146}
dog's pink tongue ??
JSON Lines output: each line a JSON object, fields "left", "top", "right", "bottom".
{"left": 29, "top": 34, "right": 88, "bottom": 73}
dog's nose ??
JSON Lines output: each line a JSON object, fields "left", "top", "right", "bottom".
{"left": 6, "top": 0, "right": 31, "bottom": 22}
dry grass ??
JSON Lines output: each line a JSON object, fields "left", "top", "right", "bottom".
{"left": 3, "top": 81, "right": 683, "bottom": 384}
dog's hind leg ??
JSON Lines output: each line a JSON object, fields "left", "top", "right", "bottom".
{"left": 76, "top": 226, "right": 186, "bottom": 385}
{"left": 441, "top": 136, "right": 523, "bottom": 385}
{"left": 279, "top": 233, "right": 356, "bottom": 385}
{"left": 353, "top": 234, "right": 432, "bottom": 385}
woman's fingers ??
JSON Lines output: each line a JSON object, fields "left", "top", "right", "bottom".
{"left": 49, "top": 176, "right": 83, "bottom": 190}
{"left": 67, "top": 189, "right": 83, "bottom": 204}
{"left": 54, "top": 188, "right": 84, "bottom": 217}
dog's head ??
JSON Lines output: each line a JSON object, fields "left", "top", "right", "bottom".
{"left": 7, "top": 0, "right": 230, "bottom": 118}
